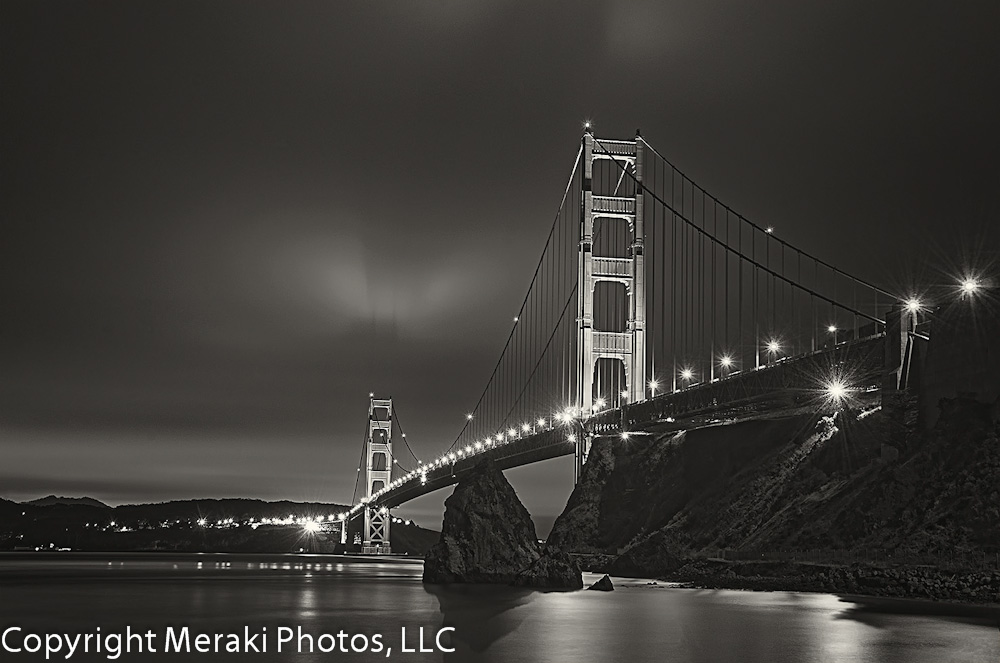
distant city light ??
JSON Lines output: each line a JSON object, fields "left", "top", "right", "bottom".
{"left": 196, "top": 519, "right": 206, "bottom": 527}
{"left": 303, "top": 521, "right": 320, "bottom": 533}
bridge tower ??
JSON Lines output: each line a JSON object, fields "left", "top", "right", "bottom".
{"left": 576, "top": 129, "right": 646, "bottom": 477}
{"left": 363, "top": 395, "right": 392, "bottom": 554}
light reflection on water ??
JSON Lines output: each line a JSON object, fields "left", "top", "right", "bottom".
{"left": 0, "top": 554, "right": 996, "bottom": 662}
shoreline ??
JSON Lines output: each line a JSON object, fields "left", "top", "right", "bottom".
{"left": 640, "top": 558, "right": 999, "bottom": 607}
{"left": 574, "top": 553, "right": 999, "bottom": 607}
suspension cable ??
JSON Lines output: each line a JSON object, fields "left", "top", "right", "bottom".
{"left": 638, "top": 136, "right": 898, "bottom": 300}
{"left": 595, "top": 139, "right": 886, "bottom": 326}
{"left": 447, "top": 145, "right": 582, "bottom": 451}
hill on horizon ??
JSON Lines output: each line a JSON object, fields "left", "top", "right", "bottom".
{"left": 23, "top": 496, "right": 109, "bottom": 509}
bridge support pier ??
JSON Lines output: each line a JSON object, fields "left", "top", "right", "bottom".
{"left": 883, "top": 303, "right": 917, "bottom": 393}
{"left": 574, "top": 432, "right": 593, "bottom": 484}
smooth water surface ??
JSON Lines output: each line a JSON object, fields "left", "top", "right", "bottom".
{"left": 0, "top": 553, "right": 997, "bottom": 662}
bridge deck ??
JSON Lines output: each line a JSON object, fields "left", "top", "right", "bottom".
{"left": 364, "top": 335, "right": 885, "bottom": 512}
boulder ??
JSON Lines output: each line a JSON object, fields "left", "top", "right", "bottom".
{"left": 423, "top": 459, "right": 581, "bottom": 589}
{"left": 587, "top": 574, "right": 614, "bottom": 591}
{"left": 513, "top": 550, "right": 583, "bottom": 589}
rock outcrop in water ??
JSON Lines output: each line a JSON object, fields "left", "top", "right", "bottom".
{"left": 423, "top": 460, "right": 581, "bottom": 589}
{"left": 587, "top": 574, "right": 614, "bottom": 591}
{"left": 512, "top": 549, "right": 583, "bottom": 589}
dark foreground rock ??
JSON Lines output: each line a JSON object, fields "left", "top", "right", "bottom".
{"left": 512, "top": 550, "right": 583, "bottom": 589}
{"left": 588, "top": 574, "right": 614, "bottom": 591}
{"left": 423, "top": 460, "right": 581, "bottom": 589}
{"left": 609, "top": 529, "right": 685, "bottom": 578}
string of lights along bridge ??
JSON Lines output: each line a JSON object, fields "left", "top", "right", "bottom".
{"left": 340, "top": 127, "right": 989, "bottom": 553}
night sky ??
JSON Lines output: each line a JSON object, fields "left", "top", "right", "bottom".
{"left": 2, "top": 1, "right": 998, "bottom": 533}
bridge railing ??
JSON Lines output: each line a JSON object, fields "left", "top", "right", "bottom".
{"left": 375, "top": 427, "right": 575, "bottom": 509}
{"left": 587, "top": 335, "right": 885, "bottom": 433}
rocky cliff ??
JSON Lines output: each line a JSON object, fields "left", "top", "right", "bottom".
{"left": 424, "top": 460, "right": 581, "bottom": 588}
{"left": 549, "top": 396, "right": 999, "bottom": 581}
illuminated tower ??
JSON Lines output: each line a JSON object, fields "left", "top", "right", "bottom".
{"left": 363, "top": 395, "right": 392, "bottom": 553}
{"left": 576, "top": 129, "right": 646, "bottom": 458}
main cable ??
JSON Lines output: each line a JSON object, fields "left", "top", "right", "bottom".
{"left": 447, "top": 146, "right": 582, "bottom": 452}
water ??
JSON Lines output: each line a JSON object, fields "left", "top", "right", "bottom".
{"left": 1, "top": 553, "right": 997, "bottom": 662}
